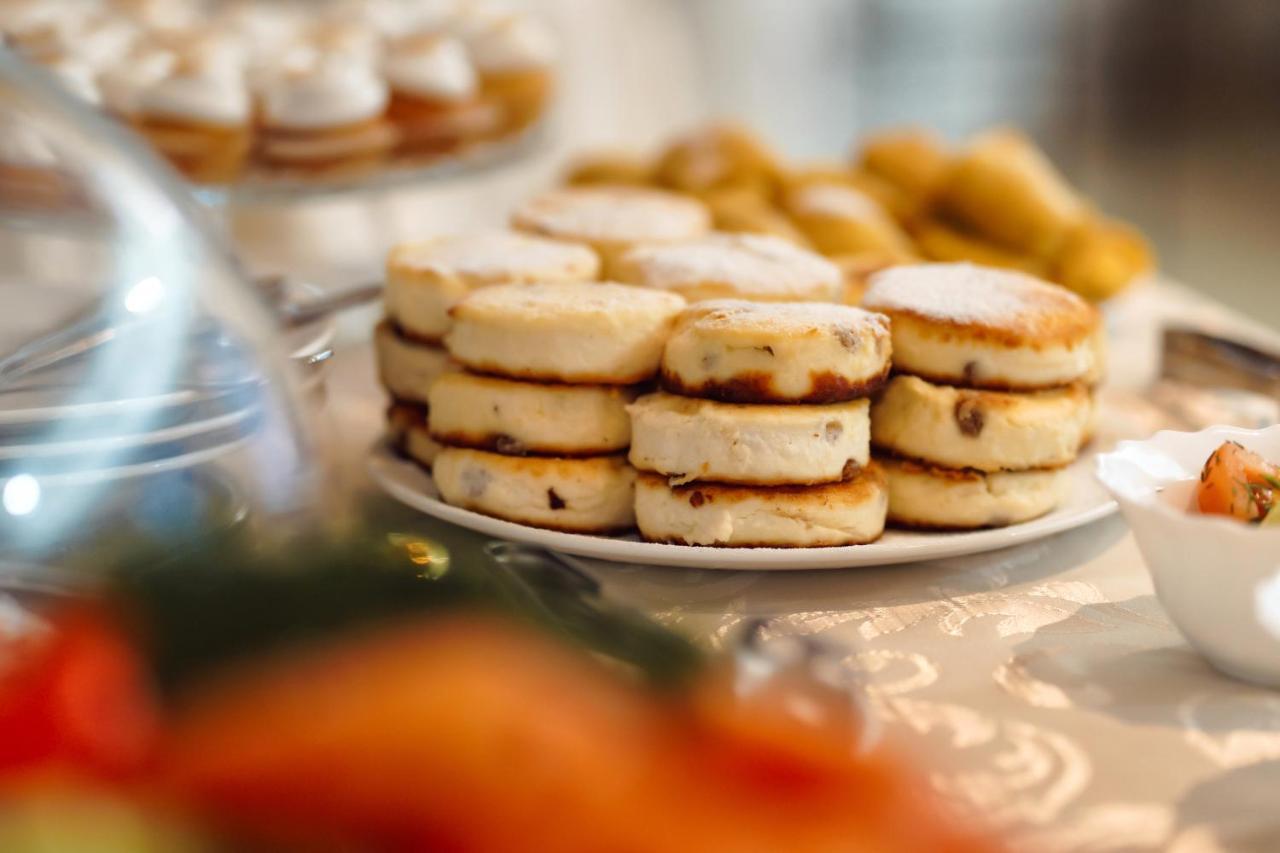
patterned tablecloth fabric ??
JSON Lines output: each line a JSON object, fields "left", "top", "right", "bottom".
{"left": 326, "top": 280, "right": 1280, "bottom": 853}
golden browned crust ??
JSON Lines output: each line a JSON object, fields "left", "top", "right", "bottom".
{"left": 381, "top": 320, "right": 446, "bottom": 349}
{"left": 878, "top": 299, "right": 1099, "bottom": 351}
{"left": 872, "top": 447, "right": 1074, "bottom": 476}
{"left": 387, "top": 399, "right": 430, "bottom": 426}
{"left": 638, "top": 464, "right": 886, "bottom": 504}
{"left": 659, "top": 364, "right": 890, "bottom": 405}
{"left": 638, "top": 532, "right": 883, "bottom": 548}
{"left": 429, "top": 429, "right": 623, "bottom": 459}
{"left": 456, "top": 361, "right": 656, "bottom": 387}
{"left": 887, "top": 365, "right": 1080, "bottom": 393}
{"left": 446, "top": 498, "right": 637, "bottom": 536}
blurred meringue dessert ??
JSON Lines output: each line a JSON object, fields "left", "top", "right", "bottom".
{"left": 256, "top": 57, "right": 395, "bottom": 177}
{"left": 0, "top": 0, "right": 559, "bottom": 186}
{"left": 384, "top": 33, "right": 499, "bottom": 156}
{"left": 130, "top": 53, "right": 252, "bottom": 185}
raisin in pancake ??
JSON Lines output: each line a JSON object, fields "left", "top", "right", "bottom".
{"left": 627, "top": 392, "right": 869, "bottom": 486}
{"left": 432, "top": 447, "right": 636, "bottom": 533}
{"left": 660, "top": 299, "right": 891, "bottom": 403}
{"left": 871, "top": 375, "right": 1091, "bottom": 472}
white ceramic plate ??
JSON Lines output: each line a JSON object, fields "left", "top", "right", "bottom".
{"left": 368, "top": 442, "right": 1118, "bottom": 570}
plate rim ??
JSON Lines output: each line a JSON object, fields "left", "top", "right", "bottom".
{"left": 367, "top": 441, "right": 1119, "bottom": 570}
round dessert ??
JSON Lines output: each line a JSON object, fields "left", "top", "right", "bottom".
{"left": 445, "top": 282, "right": 686, "bottom": 385}
{"left": 627, "top": 393, "right": 870, "bottom": 486}
{"left": 432, "top": 447, "right": 636, "bottom": 533}
{"left": 386, "top": 401, "right": 444, "bottom": 469}
{"left": 385, "top": 231, "right": 600, "bottom": 342}
{"left": 613, "top": 232, "right": 841, "bottom": 303}
{"left": 428, "top": 372, "right": 637, "bottom": 456}
{"left": 652, "top": 123, "right": 781, "bottom": 197}
{"left": 257, "top": 57, "right": 396, "bottom": 174}
{"left": 861, "top": 263, "right": 1100, "bottom": 390}
{"left": 374, "top": 320, "right": 454, "bottom": 405}
{"left": 634, "top": 466, "right": 887, "bottom": 547}
{"left": 879, "top": 454, "right": 1069, "bottom": 530}
{"left": 936, "top": 129, "right": 1084, "bottom": 259}
{"left": 131, "top": 63, "right": 252, "bottom": 184}
{"left": 782, "top": 182, "right": 914, "bottom": 257}
{"left": 660, "top": 300, "right": 891, "bottom": 404}
{"left": 465, "top": 12, "right": 556, "bottom": 133}
{"left": 511, "top": 186, "right": 711, "bottom": 278}
{"left": 871, "top": 375, "right": 1092, "bottom": 472}
{"left": 383, "top": 33, "right": 500, "bottom": 154}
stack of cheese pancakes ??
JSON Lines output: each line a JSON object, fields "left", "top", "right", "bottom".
{"left": 863, "top": 263, "right": 1101, "bottom": 529}
{"left": 611, "top": 230, "right": 893, "bottom": 547}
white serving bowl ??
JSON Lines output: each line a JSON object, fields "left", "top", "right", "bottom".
{"left": 1095, "top": 425, "right": 1280, "bottom": 687}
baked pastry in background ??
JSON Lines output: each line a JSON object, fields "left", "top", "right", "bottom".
{"left": 511, "top": 186, "right": 711, "bottom": 278}
{"left": 1052, "top": 217, "right": 1154, "bottom": 302}
{"left": 660, "top": 299, "right": 891, "bottom": 403}
{"left": 614, "top": 232, "right": 841, "bottom": 303}
{"left": 384, "top": 230, "right": 599, "bottom": 342}
{"left": 699, "top": 186, "right": 811, "bottom": 245}
{"left": 653, "top": 122, "right": 781, "bottom": 198}
{"left": 433, "top": 448, "right": 636, "bottom": 533}
{"left": 936, "top": 128, "right": 1085, "bottom": 259}
{"left": 563, "top": 151, "right": 653, "bottom": 187}
{"left": 783, "top": 182, "right": 915, "bottom": 257}
{"left": 910, "top": 218, "right": 1049, "bottom": 277}
{"left": 854, "top": 127, "right": 950, "bottom": 218}
{"left": 257, "top": 57, "right": 396, "bottom": 175}
{"left": 634, "top": 467, "right": 887, "bottom": 547}
{"left": 444, "top": 282, "right": 686, "bottom": 385}
{"left": 563, "top": 121, "right": 1154, "bottom": 303}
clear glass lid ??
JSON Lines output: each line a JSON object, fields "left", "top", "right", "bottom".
{"left": 0, "top": 52, "right": 319, "bottom": 587}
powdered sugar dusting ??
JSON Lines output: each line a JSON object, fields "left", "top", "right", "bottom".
{"left": 394, "top": 231, "right": 598, "bottom": 282}
{"left": 513, "top": 187, "right": 711, "bottom": 242}
{"left": 863, "top": 263, "right": 1086, "bottom": 326}
{"left": 624, "top": 232, "right": 839, "bottom": 299}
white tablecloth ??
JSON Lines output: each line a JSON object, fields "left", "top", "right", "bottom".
{"left": 322, "top": 281, "right": 1280, "bottom": 852}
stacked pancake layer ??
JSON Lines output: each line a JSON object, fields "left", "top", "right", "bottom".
{"left": 429, "top": 282, "right": 686, "bottom": 533}
{"left": 376, "top": 232, "right": 600, "bottom": 469}
{"left": 629, "top": 299, "right": 892, "bottom": 547}
{"left": 862, "top": 263, "right": 1102, "bottom": 529}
